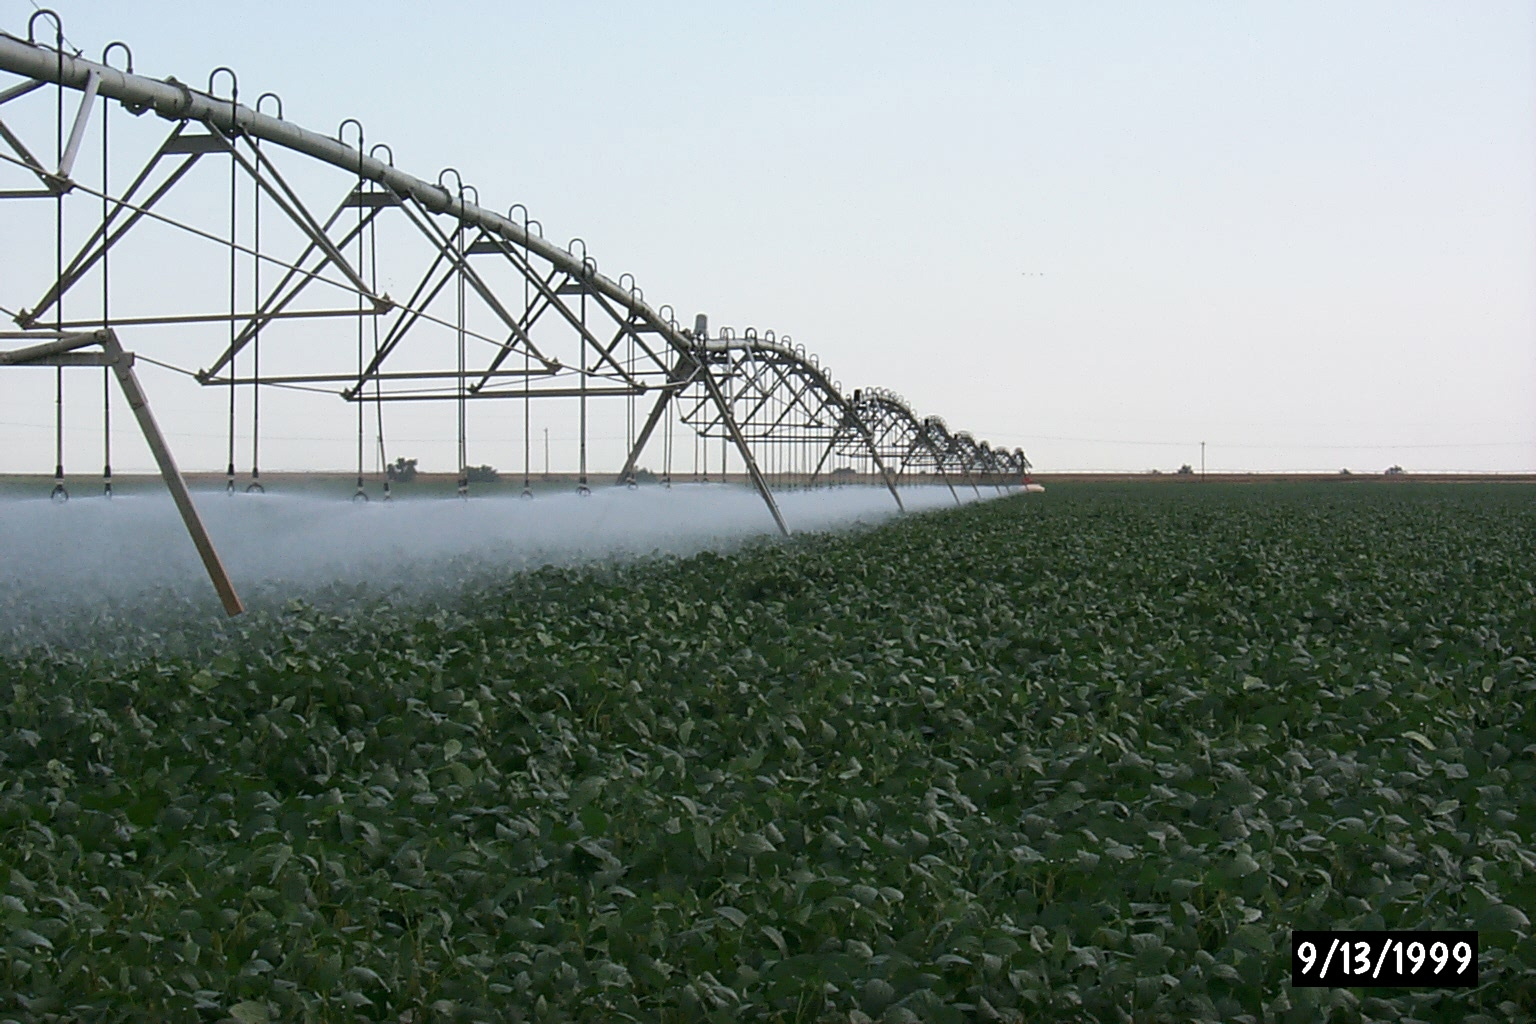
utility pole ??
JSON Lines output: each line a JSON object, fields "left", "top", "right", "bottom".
{"left": 1201, "top": 441, "right": 1206, "bottom": 482}
{"left": 543, "top": 428, "right": 549, "bottom": 480}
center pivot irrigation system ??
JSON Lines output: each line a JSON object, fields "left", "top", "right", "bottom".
{"left": 0, "top": 13, "right": 1031, "bottom": 615}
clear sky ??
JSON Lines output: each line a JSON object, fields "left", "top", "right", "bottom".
{"left": 2, "top": 0, "right": 1533, "bottom": 474}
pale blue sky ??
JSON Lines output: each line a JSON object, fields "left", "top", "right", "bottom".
{"left": 2, "top": 1, "right": 1533, "bottom": 473}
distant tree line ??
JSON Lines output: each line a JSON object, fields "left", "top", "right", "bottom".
{"left": 384, "top": 458, "right": 502, "bottom": 484}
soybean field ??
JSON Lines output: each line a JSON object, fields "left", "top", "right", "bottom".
{"left": 2, "top": 482, "right": 1534, "bottom": 1023}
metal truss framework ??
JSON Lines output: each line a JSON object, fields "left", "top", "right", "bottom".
{"left": 0, "top": 16, "right": 1031, "bottom": 610}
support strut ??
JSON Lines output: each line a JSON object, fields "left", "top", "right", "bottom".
{"left": 697, "top": 361, "right": 788, "bottom": 537}
{"left": 0, "top": 330, "right": 244, "bottom": 616}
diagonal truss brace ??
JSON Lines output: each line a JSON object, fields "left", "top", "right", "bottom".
{"left": 695, "top": 359, "right": 788, "bottom": 537}
{"left": 0, "top": 329, "right": 244, "bottom": 616}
